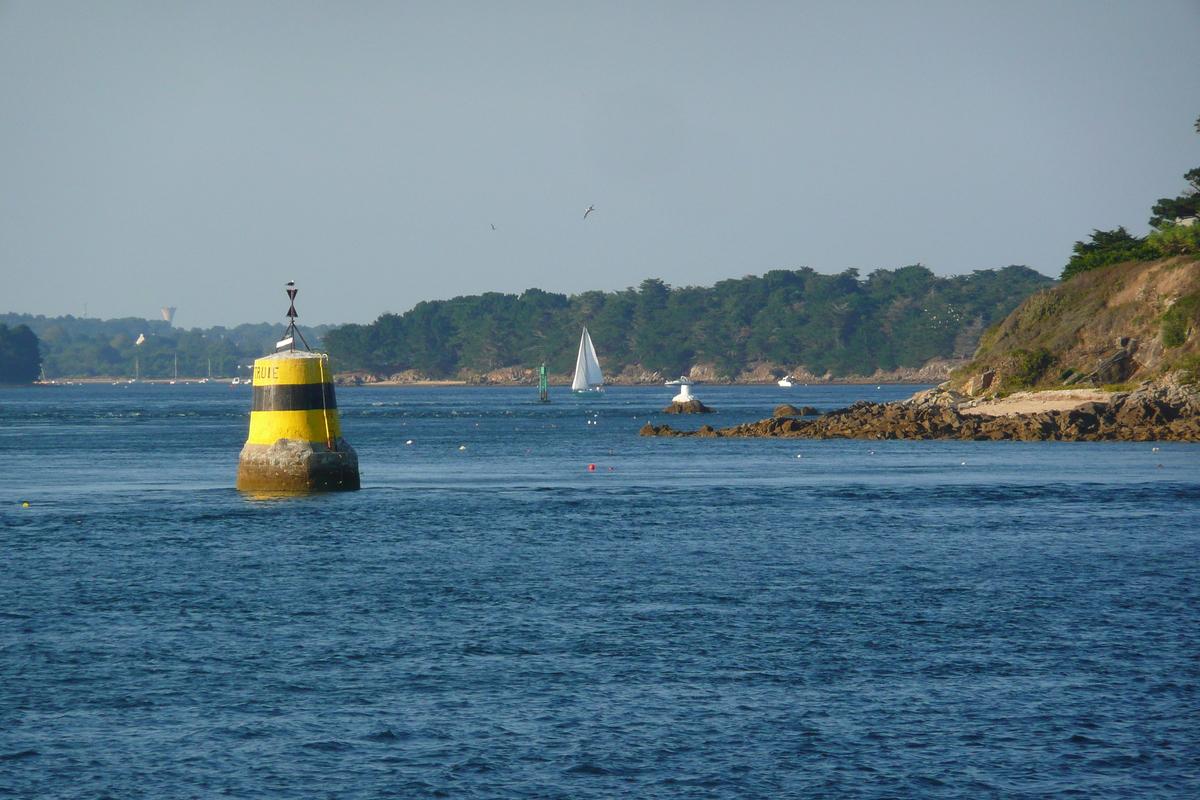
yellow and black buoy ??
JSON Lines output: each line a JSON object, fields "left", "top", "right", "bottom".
{"left": 236, "top": 285, "right": 359, "bottom": 492}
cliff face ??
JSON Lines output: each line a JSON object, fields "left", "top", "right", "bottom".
{"left": 955, "top": 257, "right": 1200, "bottom": 393}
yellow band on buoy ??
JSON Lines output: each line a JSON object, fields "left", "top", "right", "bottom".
{"left": 251, "top": 356, "right": 329, "bottom": 387}
{"left": 246, "top": 351, "right": 342, "bottom": 445}
{"left": 247, "top": 409, "right": 343, "bottom": 445}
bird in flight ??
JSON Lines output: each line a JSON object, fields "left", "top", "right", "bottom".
{"left": 491, "top": 224, "right": 496, "bottom": 230}
{"left": 583, "top": 204, "right": 595, "bottom": 219}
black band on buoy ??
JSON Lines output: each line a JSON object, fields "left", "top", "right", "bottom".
{"left": 252, "top": 383, "right": 338, "bottom": 413}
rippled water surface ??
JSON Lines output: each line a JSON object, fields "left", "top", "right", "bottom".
{"left": 2, "top": 383, "right": 1198, "bottom": 798}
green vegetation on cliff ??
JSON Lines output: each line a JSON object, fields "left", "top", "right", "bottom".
{"left": 324, "top": 265, "right": 1055, "bottom": 379}
{"left": 1062, "top": 223, "right": 1200, "bottom": 283}
{"left": 1062, "top": 119, "right": 1200, "bottom": 282}
{"left": 1149, "top": 167, "right": 1200, "bottom": 228}
{"left": 1061, "top": 227, "right": 1158, "bottom": 282}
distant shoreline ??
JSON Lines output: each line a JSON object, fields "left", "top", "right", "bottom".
{"left": 29, "top": 378, "right": 937, "bottom": 388}
{"left": 341, "top": 379, "right": 936, "bottom": 388}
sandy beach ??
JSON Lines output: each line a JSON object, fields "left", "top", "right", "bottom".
{"left": 960, "top": 389, "right": 1113, "bottom": 417}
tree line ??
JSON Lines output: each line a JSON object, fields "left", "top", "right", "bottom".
{"left": 324, "top": 265, "right": 1056, "bottom": 379}
{"left": 0, "top": 313, "right": 332, "bottom": 380}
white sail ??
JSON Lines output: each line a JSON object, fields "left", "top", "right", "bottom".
{"left": 571, "top": 327, "right": 604, "bottom": 392}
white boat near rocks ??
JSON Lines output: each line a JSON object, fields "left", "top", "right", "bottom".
{"left": 665, "top": 376, "right": 695, "bottom": 403}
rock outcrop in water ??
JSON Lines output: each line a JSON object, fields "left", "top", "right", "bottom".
{"left": 641, "top": 374, "right": 1200, "bottom": 442}
{"left": 774, "top": 404, "right": 820, "bottom": 417}
{"left": 662, "top": 398, "right": 715, "bottom": 414}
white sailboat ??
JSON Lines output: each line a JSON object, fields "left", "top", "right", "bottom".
{"left": 571, "top": 327, "right": 605, "bottom": 395}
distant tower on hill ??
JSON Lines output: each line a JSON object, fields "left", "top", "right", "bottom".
{"left": 161, "top": 306, "right": 176, "bottom": 325}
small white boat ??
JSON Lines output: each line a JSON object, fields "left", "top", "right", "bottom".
{"left": 571, "top": 327, "right": 605, "bottom": 395}
{"left": 778, "top": 376, "right": 794, "bottom": 387}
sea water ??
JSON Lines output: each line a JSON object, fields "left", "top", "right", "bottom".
{"left": 1, "top": 383, "right": 1197, "bottom": 799}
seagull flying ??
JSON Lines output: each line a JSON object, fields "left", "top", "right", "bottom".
{"left": 583, "top": 204, "right": 595, "bottom": 219}
{"left": 491, "top": 224, "right": 496, "bottom": 230}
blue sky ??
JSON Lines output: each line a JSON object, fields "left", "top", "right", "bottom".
{"left": 2, "top": 1, "right": 1199, "bottom": 328}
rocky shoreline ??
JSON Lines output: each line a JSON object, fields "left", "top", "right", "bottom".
{"left": 640, "top": 375, "right": 1200, "bottom": 442}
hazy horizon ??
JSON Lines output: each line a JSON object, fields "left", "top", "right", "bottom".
{"left": 3, "top": 1, "right": 1199, "bottom": 329}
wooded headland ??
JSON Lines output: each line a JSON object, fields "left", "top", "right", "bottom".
{"left": 324, "top": 265, "right": 1054, "bottom": 385}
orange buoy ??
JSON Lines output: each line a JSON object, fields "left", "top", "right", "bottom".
{"left": 588, "top": 464, "right": 595, "bottom": 470}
